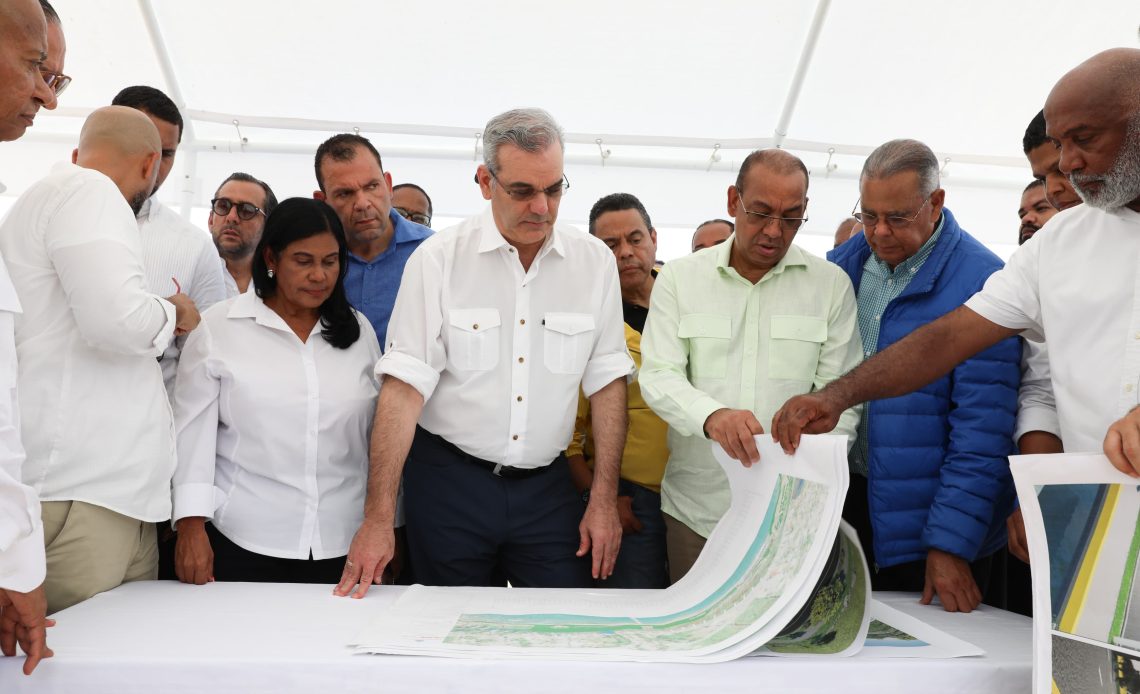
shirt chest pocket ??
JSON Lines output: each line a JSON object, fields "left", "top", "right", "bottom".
{"left": 769, "top": 315, "right": 827, "bottom": 382}
{"left": 678, "top": 314, "right": 732, "bottom": 379}
{"left": 543, "top": 312, "right": 595, "bottom": 375}
{"left": 447, "top": 308, "right": 501, "bottom": 372}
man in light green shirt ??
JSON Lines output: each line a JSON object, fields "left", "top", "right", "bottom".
{"left": 640, "top": 149, "right": 863, "bottom": 582}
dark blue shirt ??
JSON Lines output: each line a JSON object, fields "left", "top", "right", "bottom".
{"left": 343, "top": 209, "right": 432, "bottom": 349}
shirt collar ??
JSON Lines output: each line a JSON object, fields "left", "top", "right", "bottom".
{"left": 715, "top": 235, "right": 809, "bottom": 277}
{"left": 871, "top": 213, "right": 945, "bottom": 277}
{"left": 476, "top": 205, "right": 565, "bottom": 259}
{"left": 227, "top": 290, "right": 321, "bottom": 337}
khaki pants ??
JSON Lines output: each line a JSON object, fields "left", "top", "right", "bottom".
{"left": 664, "top": 512, "right": 707, "bottom": 585}
{"left": 41, "top": 501, "right": 157, "bottom": 614}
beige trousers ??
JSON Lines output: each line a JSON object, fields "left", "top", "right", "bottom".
{"left": 41, "top": 500, "right": 157, "bottom": 614}
{"left": 664, "top": 512, "right": 708, "bottom": 585}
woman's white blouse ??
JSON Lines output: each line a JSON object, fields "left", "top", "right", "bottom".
{"left": 172, "top": 292, "right": 380, "bottom": 560}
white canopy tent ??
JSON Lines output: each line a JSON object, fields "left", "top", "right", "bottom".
{"left": 3, "top": 0, "right": 1138, "bottom": 260}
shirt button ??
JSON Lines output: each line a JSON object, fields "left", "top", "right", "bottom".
{"left": 509, "top": 248, "right": 516, "bottom": 253}
{"left": 512, "top": 434, "right": 519, "bottom": 441}
{"left": 520, "top": 319, "right": 526, "bottom": 325}
{"left": 518, "top": 357, "right": 525, "bottom": 363}
{"left": 887, "top": 279, "right": 894, "bottom": 286}
{"left": 865, "top": 351, "right": 872, "bottom": 357}
{"left": 473, "top": 324, "right": 479, "bottom": 330}
{"left": 874, "top": 315, "right": 881, "bottom": 321}
{"left": 516, "top": 395, "right": 523, "bottom": 402}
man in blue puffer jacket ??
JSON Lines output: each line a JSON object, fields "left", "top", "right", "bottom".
{"left": 829, "top": 139, "right": 1020, "bottom": 613}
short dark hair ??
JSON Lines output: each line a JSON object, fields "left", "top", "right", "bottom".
{"left": 39, "top": 0, "right": 59, "bottom": 23}
{"left": 735, "top": 149, "right": 810, "bottom": 195}
{"left": 1023, "top": 179, "right": 1045, "bottom": 194}
{"left": 251, "top": 198, "right": 361, "bottom": 349}
{"left": 314, "top": 134, "right": 383, "bottom": 193}
{"left": 587, "top": 193, "right": 653, "bottom": 235}
{"left": 1023, "top": 110, "right": 1049, "bottom": 154}
{"left": 696, "top": 218, "right": 734, "bottom": 233}
{"left": 111, "top": 86, "right": 184, "bottom": 143}
{"left": 214, "top": 172, "right": 278, "bottom": 217}
{"left": 392, "top": 182, "right": 432, "bottom": 217}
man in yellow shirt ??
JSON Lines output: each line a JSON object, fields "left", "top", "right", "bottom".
{"left": 566, "top": 193, "right": 669, "bottom": 588}
{"left": 641, "top": 150, "right": 863, "bottom": 583}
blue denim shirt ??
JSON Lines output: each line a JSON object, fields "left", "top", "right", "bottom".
{"left": 343, "top": 209, "right": 432, "bottom": 349}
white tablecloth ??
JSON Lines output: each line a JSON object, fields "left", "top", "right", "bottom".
{"left": 0, "top": 582, "right": 1031, "bottom": 693}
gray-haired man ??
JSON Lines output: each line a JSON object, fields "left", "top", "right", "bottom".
{"left": 335, "top": 108, "right": 633, "bottom": 594}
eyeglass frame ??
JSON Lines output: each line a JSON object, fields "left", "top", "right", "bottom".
{"left": 734, "top": 187, "right": 809, "bottom": 233}
{"left": 40, "top": 68, "right": 71, "bottom": 97}
{"left": 210, "top": 197, "right": 266, "bottom": 221}
{"left": 852, "top": 196, "right": 931, "bottom": 231}
{"left": 393, "top": 206, "right": 431, "bottom": 227}
{"left": 479, "top": 167, "right": 570, "bottom": 202}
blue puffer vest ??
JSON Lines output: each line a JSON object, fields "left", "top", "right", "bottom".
{"left": 828, "top": 208, "right": 1019, "bottom": 567}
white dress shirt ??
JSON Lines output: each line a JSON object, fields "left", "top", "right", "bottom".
{"left": 1015, "top": 338, "right": 1060, "bottom": 443}
{"left": 137, "top": 198, "right": 229, "bottom": 393}
{"left": 377, "top": 207, "right": 634, "bottom": 469}
{"left": 220, "top": 258, "right": 242, "bottom": 299}
{"left": 967, "top": 204, "right": 1140, "bottom": 453}
{"left": 0, "top": 257, "right": 43, "bottom": 593}
{"left": 172, "top": 293, "right": 381, "bottom": 560}
{"left": 0, "top": 163, "right": 176, "bottom": 522}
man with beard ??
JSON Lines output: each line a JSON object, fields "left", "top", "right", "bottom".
{"left": 640, "top": 149, "right": 863, "bottom": 582}
{"left": 0, "top": 106, "right": 199, "bottom": 614}
{"left": 565, "top": 193, "right": 669, "bottom": 588}
{"left": 208, "top": 172, "right": 277, "bottom": 296}
{"left": 112, "top": 86, "right": 225, "bottom": 393}
{"left": 772, "top": 48, "right": 1140, "bottom": 491}
{"left": 1017, "top": 180, "right": 1056, "bottom": 245}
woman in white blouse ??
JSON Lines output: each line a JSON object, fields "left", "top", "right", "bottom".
{"left": 171, "top": 198, "right": 380, "bottom": 584}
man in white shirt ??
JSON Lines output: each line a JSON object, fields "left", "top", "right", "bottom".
{"left": 772, "top": 48, "right": 1140, "bottom": 479}
{"left": 0, "top": 105, "right": 199, "bottom": 614}
{"left": 335, "top": 108, "right": 633, "bottom": 594}
{"left": 0, "top": 0, "right": 55, "bottom": 675}
{"left": 111, "top": 86, "right": 226, "bottom": 393}
{"left": 207, "top": 172, "right": 277, "bottom": 297}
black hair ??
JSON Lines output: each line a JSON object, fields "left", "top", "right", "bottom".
{"left": 39, "top": 0, "right": 59, "bottom": 23}
{"left": 215, "top": 172, "right": 278, "bottom": 217}
{"left": 111, "top": 85, "right": 184, "bottom": 142}
{"left": 696, "top": 218, "right": 735, "bottom": 233}
{"left": 392, "top": 182, "right": 433, "bottom": 217}
{"left": 1023, "top": 179, "right": 1045, "bottom": 194}
{"left": 314, "top": 134, "right": 383, "bottom": 192}
{"left": 587, "top": 192, "right": 653, "bottom": 235}
{"left": 251, "top": 198, "right": 360, "bottom": 349}
{"left": 1023, "top": 110, "right": 1049, "bottom": 154}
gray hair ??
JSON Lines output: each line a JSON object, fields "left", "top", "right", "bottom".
{"left": 861, "top": 139, "right": 940, "bottom": 197}
{"left": 482, "top": 108, "right": 565, "bottom": 173}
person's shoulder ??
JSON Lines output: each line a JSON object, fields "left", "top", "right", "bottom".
{"left": 795, "top": 245, "right": 847, "bottom": 278}
{"left": 145, "top": 199, "right": 210, "bottom": 239}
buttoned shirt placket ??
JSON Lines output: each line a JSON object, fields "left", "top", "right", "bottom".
{"left": 1118, "top": 245, "right": 1140, "bottom": 418}
{"left": 502, "top": 244, "right": 547, "bottom": 469}
{"left": 299, "top": 331, "right": 321, "bottom": 557}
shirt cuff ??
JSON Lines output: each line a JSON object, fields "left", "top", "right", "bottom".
{"left": 376, "top": 351, "right": 440, "bottom": 401}
{"left": 172, "top": 483, "right": 219, "bottom": 525}
{"left": 683, "top": 394, "right": 727, "bottom": 440}
{"left": 581, "top": 352, "right": 635, "bottom": 398}
{"left": 0, "top": 523, "right": 45, "bottom": 593}
{"left": 965, "top": 294, "right": 1042, "bottom": 342}
{"left": 150, "top": 296, "right": 178, "bottom": 355}
{"left": 1015, "top": 405, "right": 1062, "bottom": 442}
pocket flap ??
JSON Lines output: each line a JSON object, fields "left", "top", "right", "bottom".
{"left": 770, "top": 315, "right": 827, "bottom": 342}
{"left": 678, "top": 313, "right": 731, "bottom": 339}
{"left": 543, "top": 312, "right": 595, "bottom": 336}
{"left": 448, "top": 308, "right": 501, "bottom": 334}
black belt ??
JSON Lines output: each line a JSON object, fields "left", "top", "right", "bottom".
{"left": 418, "top": 427, "right": 551, "bottom": 480}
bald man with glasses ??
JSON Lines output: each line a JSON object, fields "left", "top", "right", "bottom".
{"left": 826, "top": 139, "right": 1020, "bottom": 613}
{"left": 639, "top": 148, "right": 864, "bottom": 583}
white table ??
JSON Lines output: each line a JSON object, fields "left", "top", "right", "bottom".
{"left": 0, "top": 582, "right": 1031, "bottom": 693}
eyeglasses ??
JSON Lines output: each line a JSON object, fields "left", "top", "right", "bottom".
{"left": 736, "top": 189, "right": 808, "bottom": 232}
{"left": 852, "top": 196, "right": 930, "bottom": 231}
{"left": 485, "top": 167, "right": 570, "bottom": 202}
{"left": 40, "top": 68, "right": 71, "bottom": 96}
{"left": 393, "top": 206, "right": 431, "bottom": 227}
{"left": 211, "top": 197, "right": 265, "bottom": 221}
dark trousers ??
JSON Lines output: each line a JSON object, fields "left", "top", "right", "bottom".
{"left": 206, "top": 523, "right": 346, "bottom": 584}
{"left": 596, "top": 480, "right": 668, "bottom": 589}
{"left": 843, "top": 472, "right": 1004, "bottom": 604}
{"left": 403, "top": 427, "right": 591, "bottom": 588}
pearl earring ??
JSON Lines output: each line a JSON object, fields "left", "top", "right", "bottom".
{"left": 268, "top": 268, "right": 275, "bottom": 278}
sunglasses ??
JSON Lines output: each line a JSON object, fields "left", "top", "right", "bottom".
{"left": 211, "top": 197, "right": 266, "bottom": 221}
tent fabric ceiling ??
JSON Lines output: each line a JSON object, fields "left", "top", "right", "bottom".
{"left": 3, "top": 0, "right": 1138, "bottom": 261}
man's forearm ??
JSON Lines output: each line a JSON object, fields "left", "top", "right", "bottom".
{"left": 365, "top": 376, "right": 424, "bottom": 524}
{"left": 1018, "top": 430, "right": 1064, "bottom": 454}
{"left": 825, "top": 306, "right": 1019, "bottom": 410}
{"left": 585, "top": 378, "right": 627, "bottom": 503}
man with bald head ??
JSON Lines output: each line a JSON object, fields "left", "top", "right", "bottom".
{"left": 772, "top": 49, "right": 1140, "bottom": 503}
{"left": 0, "top": 0, "right": 55, "bottom": 675}
{"left": 0, "top": 106, "right": 199, "bottom": 614}
{"left": 640, "top": 149, "right": 862, "bottom": 582}
{"left": 691, "top": 219, "right": 734, "bottom": 252}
